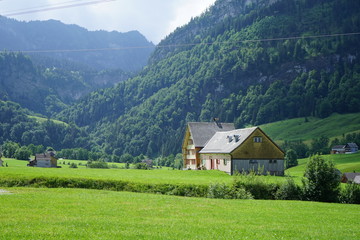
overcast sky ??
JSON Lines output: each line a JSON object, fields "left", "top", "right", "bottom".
{"left": 0, "top": 0, "right": 216, "bottom": 44}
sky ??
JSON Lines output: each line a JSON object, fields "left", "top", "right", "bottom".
{"left": 0, "top": 0, "right": 217, "bottom": 44}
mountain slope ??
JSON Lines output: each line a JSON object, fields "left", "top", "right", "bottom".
{"left": 0, "top": 16, "right": 154, "bottom": 71}
{"left": 58, "top": 0, "right": 360, "bottom": 156}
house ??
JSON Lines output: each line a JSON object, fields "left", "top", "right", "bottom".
{"left": 331, "top": 143, "right": 359, "bottom": 154}
{"left": 182, "top": 120, "right": 235, "bottom": 170}
{"left": 199, "top": 126, "right": 285, "bottom": 175}
{"left": 341, "top": 172, "right": 360, "bottom": 183}
{"left": 28, "top": 149, "right": 58, "bottom": 168}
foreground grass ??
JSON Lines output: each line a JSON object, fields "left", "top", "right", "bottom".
{"left": 0, "top": 188, "right": 359, "bottom": 240}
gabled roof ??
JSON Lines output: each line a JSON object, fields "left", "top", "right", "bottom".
{"left": 199, "top": 127, "right": 257, "bottom": 154}
{"left": 188, "top": 122, "right": 235, "bottom": 148}
{"left": 346, "top": 143, "right": 359, "bottom": 148}
{"left": 343, "top": 172, "right": 360, "bottom": 182}
{"left": 332, "top": 145, "right": 346, "bottom": 149}
{"left": 35, "top": 153, "right": 53, "bottom": 161}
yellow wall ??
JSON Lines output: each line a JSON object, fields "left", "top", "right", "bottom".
{"left": 232, "top": 128, "right": 284, "bottom": 159}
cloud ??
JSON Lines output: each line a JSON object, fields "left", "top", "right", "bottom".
{"left": 0, "top": 0, "right": 216, "bottom": 43}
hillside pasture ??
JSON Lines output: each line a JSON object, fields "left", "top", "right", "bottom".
{"left": 260, "top": 112, "right": 360, "bottom": 144}
{"left": 0, "top": 187, "right": 359, "bottom": 240}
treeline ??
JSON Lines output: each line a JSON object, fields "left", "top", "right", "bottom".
{"left": 0, "top": 101, "right": 89, "bottom": 150}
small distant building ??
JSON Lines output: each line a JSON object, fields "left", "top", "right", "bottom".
{"left": 28, "top": 148, "right": 58, "bottom": 168}
{"left": 331, "top": 143, "right": 359, "bottom": 154}
{"left": 0, "top": 159, "right": 3, "bottom": 167}
{"left": 341, "top": 172, "right": 360, "bottom": 184}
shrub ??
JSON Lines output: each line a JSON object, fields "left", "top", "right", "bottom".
{"left": 69, "top": 163, "right": 78, "bottom": 168}
{"left": 14, "top": 146, "right": 31, "bottom": 160}
{"left": 87, "top": 161, "right": 109, "bottom": 169}
{"left": 339, "top": 183, "right": 360, "bottom": 204}
{"left": 133, "top": 162, "right": 150, "bottom": 170}
{"left": 302, "top": 155, "right": 341, "bottom": 202}
{"left": 232, "top": 173, "right": 280, "bottom": 199}
{"left": 275, "top": 178, "right": 302, "bottom": 200}
{"left": 207, "top": 182, "right": 253, "bottom": 199}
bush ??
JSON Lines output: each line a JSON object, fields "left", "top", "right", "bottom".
{"left": 14, "top": 146, "right": 31, "bottom": 160}
{"left": 302, "top": 155, "right": 341, "bottom": 202}
{"left": 87, "top": 161, "right": 109, "bottom": 169}
{"left": 133, "top": 162, "right": 150, "bottom": 170}
{"left": 207, "top": 182, "right": 253, "bottom": 199}
{"left": 69, "top": 163, "right": 78, "bottom": 168}
{"left": 339, "top": 183, "right": 360, "bottom": 204}
{"left": 232, "top": 173, "right": 280, "bottom": 199}
{"left": 275, "top": 178, "right": 302, "bottom": 200}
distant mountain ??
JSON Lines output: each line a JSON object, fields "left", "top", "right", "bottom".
{"left": 56, "top": 0, "right": 360, "bottom": 157}
{"left": 0, "top": 16, "right": 155, "bottom": 71}
{"left": 0, "top": 52, "right": 130, "bottom": 115}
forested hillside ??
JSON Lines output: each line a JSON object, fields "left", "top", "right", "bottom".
{"left": 0, "top": 16, "right": 154, "bottom": 71}
{"left": 0, "top": 52, "right": 130, "bottom": 115}
{"left": 57, "top": 0, "right": 360, "bottom": 157}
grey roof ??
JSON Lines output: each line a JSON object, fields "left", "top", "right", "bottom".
{"left": 188, "top": 122, "right": 235, "bottom": 147}
{"left": 343, "top": 172, "right": 360, "bottom": 182}
{"left": 35, "top": 153, "right": 52, "bottom": 161}
{"left": 199, "top": 127, "right": 258, "bottom": 154}
{"left": 347, "top": 143, "right": 359, "bottom": 148}
{"left": 332, "top": 145, "right": 346, "bottom": 149}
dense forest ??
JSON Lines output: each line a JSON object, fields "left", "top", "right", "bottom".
{"left": 1, "top": 0, "right": 360, "bottom": 159}
{"left": 56, "top": 0, "right": 360, "bottom": 157}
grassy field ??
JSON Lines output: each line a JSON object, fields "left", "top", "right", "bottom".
{"left": 0, "top": 158, "right": 236, "bottom": 185}
{"left": 28, "top": 115, "right": 68, "bottom": 126}
{"left": 260, "top": 112, "right": 360, "bottom": 144}
{"left": 286, "top": 152, "right": 360, "bottom": 178}
{"left": 0, "top": 187, "right": 359, "bottom": 240}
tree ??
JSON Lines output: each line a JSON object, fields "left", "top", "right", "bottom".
{"left": 310, "top": 136, "right": 329, "bottom": 154}
{"left": 2, "top": 141, "right": 20, "bottom": 158}
{"left": 285, "top": 149, "right": 298, "bottom": 169}
{"left": 302, "top": 155, "right": 340, "bottom": 202}
{"left": 14, "top": 146, "right": 31, "bottom": 160}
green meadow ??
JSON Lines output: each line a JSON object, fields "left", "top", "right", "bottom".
{"left": 0, "top": 187, "right": 359, "bottom": 240}
{"left": 287, "top": 152, "right": 360, "bottom": 178}
{"left": 260, "top": 112, "right": 360, "bottom": 144}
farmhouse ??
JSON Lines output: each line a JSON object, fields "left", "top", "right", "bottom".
{"left": 341, "top": 172, "right": 360, "bottom": 184}
{"left": 182, "top": 121, "right": 285, "bottom": 175}
{"left": 331, "top": 143, "right": 359, "bottom": 154}
{"left": 182, "top": 121, "right": 235, "bottom": 170}
{"left": 28, "top": 149, "right": 58, "bottom": 168}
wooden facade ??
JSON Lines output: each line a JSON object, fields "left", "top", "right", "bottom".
{"left": 199, "top": 127, "right": 285, "bottom": 175}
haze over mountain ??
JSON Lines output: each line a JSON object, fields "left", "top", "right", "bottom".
{"left": 0, "top": 16, "right": 154, "bottom": 71}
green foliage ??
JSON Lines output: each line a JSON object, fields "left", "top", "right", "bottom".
{"left": 14, "top": 146, "right": 31, "bottom": 160}
{"left": 133, "top": 162, "right": 151, "bottom": 170}
{"left": 207, "top": 182, "right": 253, "bottom": 199}
{"left": 339, "top": 183, "right": 360, "bottom": 204}
{"left": 310, "top": 136, "right": 330, "bottom": 154}
{"left": 302, "top": 155, "right": 341, "bottom": 202}
{"left": 275, "top": 178, "right": 302, "bottom": 200}
{"left": 69, "top": 162, "right": 78, "bottom": 168}
{"left": 87, "top": 161, "right": 109, "bottom": 169}
{"left": 285, "top": 149, "right": 298, "bottom": 169}
{"left": 2, "top": 141, "right": 20, "bottom": 158}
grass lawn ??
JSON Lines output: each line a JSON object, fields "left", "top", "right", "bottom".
{"left": 260, "top": 112, "right": 360, "bottom": 144}
{"left": 286, "top": 152, "right": 360, "bottom": 178}
{"left": 0, "top": 187, "right": 359, "bottom": 240}
{"left": 0, "top": 158, "right": 237, "bottom": 185}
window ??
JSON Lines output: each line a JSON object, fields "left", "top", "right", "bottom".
{"left": 269, "top": 160, "right": 277, "bottom": 164}
{"left": 253, "top": 137, "right": 262, "bottom": 143}
{"left": 188, "top": 139, "right": 193, "bottom": 145}
{"left": 249, "top": 160, "right": 258, "bottom": 164}
{"left": 223, "top": 159, "right": 227, "bottom": 165}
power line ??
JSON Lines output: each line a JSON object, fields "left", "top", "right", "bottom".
{"left": 0, "top": 0, "right": 86, "bottom": 14}
{"left": 1, "top": 0, "right": 116, "bottom": 17}
{"left": 6, "top": 32, "right": 360, "bottom": 54}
